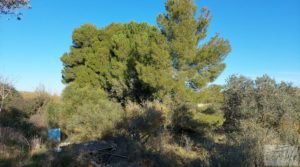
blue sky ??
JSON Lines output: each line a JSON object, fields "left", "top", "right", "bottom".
{"left": 0, "top": 0, "right": 299, "bottom": 94}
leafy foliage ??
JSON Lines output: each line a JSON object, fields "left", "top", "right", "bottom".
{"left": 65, "top": 100, "right": 123, "bottom": 142}
{"left": 62, "top": 1, "right": 231, "bottom": 104}
{"left": 44, "top": 101, "right": 61, "bottom": 128}
{"left": 173, "top": 103, "right": 224, "bottom": 133}
{"left": 0, "top": 83, "right": 22, "bottom": 112}
{"left": 61, "top": 22, "right": 173, "bottom": 103}
{"left": 223, "top": 75, "right": 300, "bottom": 136}
{"left": 122, "top": 101, "right": 170, "bottom": 142}
{"left": 58, "top": 84, "right": 123, "bottom": 142}
{"left": 24, "top": 89, "right": 50, "bottom": 115}
{"left": 207, "top": 80, "right": 300, "bottom": 167}
{"left": 157, "top": 0, "right": 231, "bottom": 102}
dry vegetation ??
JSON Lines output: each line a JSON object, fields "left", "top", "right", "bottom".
{"left": 20, "top": 91, "right": 60, "bottom": 102}
{"left": 1, "top": 78, "right": 300, "bottom": 167}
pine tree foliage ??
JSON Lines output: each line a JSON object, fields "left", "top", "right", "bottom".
{"left": 61, "top": 22, "right": 173, "bottom": 102}
{"left": 62, "top": 0, "right": 231, "bottom": 104}
{"left": 157, "top": 0, "right": 231, "bottom": 100}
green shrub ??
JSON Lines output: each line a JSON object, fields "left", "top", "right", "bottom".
{"left": 59, "top": 84, "right": 123, "bottom": 142}
{"left": 122, "top": 101, "right": 170, "bottom": 142}
{"left": 218, "top": 75, "right": 300, "bottom": 166}
{"left": 60, "top": 83, "right": 108, "bottom": 114}
{"left": 22, "top": 85, "right": 51, "bottom": 115}
{"left": 172, "top": 103, "right": 224, "bottom": 133}
{"left": 0, "top": 83, "right": 25, "bottom": 112}
{"left": 0, "top": 127, "right": 31, "bottom": 167}
{"left": 44, "top": 101, "right": 61, "bottom": 128}
{"left": 65, "top": 100, "right": 123, "bottom": 142}
{"left": 25, "top": 94, "right": 50, "bottom": 115}
{"left": 223, "top": 75, "right": 300, "bottom": 142}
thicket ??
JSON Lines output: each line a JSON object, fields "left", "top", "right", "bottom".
{"left": 53, "top": 84, "right": 123, "bottom": 142}
{"left": 217, "top": 75, "right": 300, "bottom": 166}
{"left": 57, "top": 0, "right": 230, "bottom": 146}
{"left": 0, "top": 83, "right": 56, "bottom": 166}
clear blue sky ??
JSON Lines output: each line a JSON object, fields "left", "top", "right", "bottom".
{"left": 0, "top": 0, "right": 299, "bottom": 94}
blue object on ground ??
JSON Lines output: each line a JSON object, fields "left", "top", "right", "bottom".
{"left": 48, "top": 128, "right": 61, "bottom": 142}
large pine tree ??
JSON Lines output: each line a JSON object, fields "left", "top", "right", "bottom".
{"left": 61, "top": 0, "right": 231, "bottom": 104}
{"left": 61, "top": 22, "right": 173, "bottom": 103}
{"left": 157, "top": 0, "right": 231, "bottom": 102}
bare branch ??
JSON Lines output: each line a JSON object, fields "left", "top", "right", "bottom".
{"left": 0, "top": 75, "right": 14, "bottom": 112}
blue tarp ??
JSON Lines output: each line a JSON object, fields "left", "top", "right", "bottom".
{"left": 48, "top": 128, "right": 61, "bottom": 142}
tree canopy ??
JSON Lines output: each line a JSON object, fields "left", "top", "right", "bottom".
{"left": 157, "top": 0, "right": 231, "bottom": 101}
{"left": 61, "top": 22, "right": 173, "bottom": 103}
{"left": 61, "top": 0, "right": 231, "bottom": 104}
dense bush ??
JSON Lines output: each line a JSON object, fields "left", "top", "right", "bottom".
{"left": 44, "top": 101, "right": 61, "bottom": 128}
{"left": 173, "top": 103, "right": 224, "bottom": 133}
{"left": 219, "top": 75, "right": 300, "bottom": 166}
{"left": 65, "top": 100, "right": 123, "bottom": 142}
{"left": 24, "top": 93, "right": 50, "bottom": 115}
{"left": 58, "top": 84, "right": 123, "bottom": 142}
{"left": 0, "top": 83, "right": 24, "bottom": 112}
{"left": 223, "top": 75, "right": 300, "bottom": 139}
{"left": 0, "top": 91, "right": 45, "bottom": 139}
{"left": 0, "top": 127, "right": 30, "bottom": 156}
{"left": 122, "top": 101, "right": 170, "bottom": 142}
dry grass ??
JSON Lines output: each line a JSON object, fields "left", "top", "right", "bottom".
{"left": 20, "top": 91, "right": 60, "bottom": 102}
{"left": 29, "top": 136, "right": 47, "bottom": 155}
{"left": 20, "top": 91, "right": 39, "bottom": 100}
{"left": 0, "top": 127, "right": 30, "bottom": 159}
{"left": 297, "top": 89, "right": 300, "bottom": 95}
{"left": 29, "top": 112, "right": 47, "bottom": 128}
{"left": 298, "top": 124, "right": 300, "bottom": 143}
